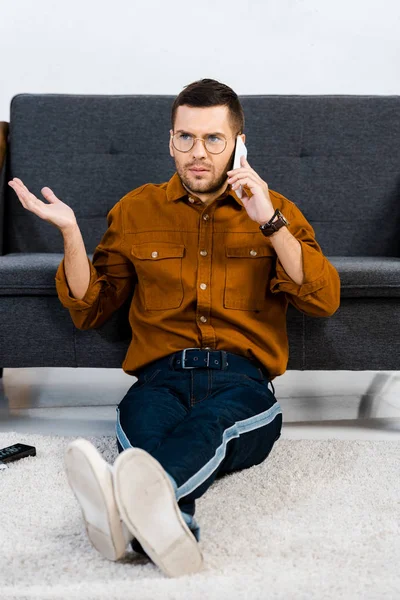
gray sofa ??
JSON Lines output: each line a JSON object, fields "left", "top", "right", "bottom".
{"left": 1, "top": 94, "right": 399, "bottom": 381}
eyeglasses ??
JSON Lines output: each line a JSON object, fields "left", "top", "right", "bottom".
{"left": 171, "top": 132, "right": 239, "bottom": 155}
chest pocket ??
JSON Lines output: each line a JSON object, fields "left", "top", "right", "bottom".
{"left": 131, "top": 242, "right": 185, "bottom": 310}
{"left": 224, "top": 245, "right": 275, "bottom": 310}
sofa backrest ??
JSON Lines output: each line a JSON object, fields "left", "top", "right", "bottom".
{"left": 3, "top": 94, "right": 400, "bottom": 256}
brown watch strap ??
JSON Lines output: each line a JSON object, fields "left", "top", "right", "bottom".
{"left": 259, "top": 211, "right": 289, "bottom": 237}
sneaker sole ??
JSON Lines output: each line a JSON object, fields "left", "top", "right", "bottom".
{"left": 113, "top": 448, "right": 203, "bottom": 577}
{"left": 65, "top": 439, "right": 128, "bottom": 561}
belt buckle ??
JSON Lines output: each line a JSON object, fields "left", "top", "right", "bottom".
{"left": 181, "top": 348, "right": 205, "bottom": 369}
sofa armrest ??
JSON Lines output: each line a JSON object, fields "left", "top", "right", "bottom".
{"left": 0, "top": 121, "right": 9, "bottom": 256}
{"left": 0, "top": 122, "right": 9, "bottom": 172}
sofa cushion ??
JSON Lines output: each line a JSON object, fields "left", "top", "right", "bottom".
{"left": 0, "top": 253, "right": 91, "bottom": 295}
{"left": 330, "top": 256, "right": 400, "bottom": 297}
{"left": 0, "top": 253, "right": 399, "bottom": 298}
{"left": 5, "top": 94, "right": 400, "bottom": 257}
{"left": 0, "top": 253, "right": 65, "bottom": 295}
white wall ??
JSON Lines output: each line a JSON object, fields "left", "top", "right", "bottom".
{"left": 1, "top": 0, "right": 399, "bottom": 122}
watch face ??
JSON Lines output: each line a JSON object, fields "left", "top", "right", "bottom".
{"left": 259, "top": 211, "right": 289, "bottom": 235}
{"left": 277, "top": 211, "right": 289, "bottom": 225}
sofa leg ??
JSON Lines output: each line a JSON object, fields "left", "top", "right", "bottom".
{"left": 358, "top": 372, "right": 391, "bottom": 419}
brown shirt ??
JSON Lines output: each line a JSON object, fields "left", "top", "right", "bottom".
{"left": 55, "top": 171, "right": 340, "bottom": 380}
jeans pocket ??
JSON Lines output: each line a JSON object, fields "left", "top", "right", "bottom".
{"left": 240, "top": 367, "right": 266, "bottom": 384}
{"left": 143, "top": 368, "right": 162, "bottom": 385}
{"left": 132, "top": 367, "right": 162, "bottom": 391}
{"left": 240, "top": 372, "right": 277, "bottom": 401}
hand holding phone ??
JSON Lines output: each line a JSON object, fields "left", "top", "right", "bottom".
{"left": 231, "top": 136, "right": 248, "bottom": 199}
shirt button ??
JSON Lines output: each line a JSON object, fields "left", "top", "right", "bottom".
{"left": 189, "top": 197, "right": 195, "bottom": 203}
{"left": 203, "top": 214, "right": 210, "bottom": 221}
{"left": 200, "top": 283, "right": 207, "bottom": 290}
{"left": 250, "top": 250, "right": 258, "bottom": 256}
{"left": 204, "top": 346, "right": 212, "bottom": 349}
{"left": 151, "top": 251, "right": 158, "bottom": 258}
{"left": 200, "top": 250, "right": 208, "bottom": 256}
{"left": 199, "top": 316, "right": 208, "bottom": 323}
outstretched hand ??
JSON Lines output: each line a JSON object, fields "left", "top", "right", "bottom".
{"left": 8, "top": 178, "right": 77, "bottom": 232}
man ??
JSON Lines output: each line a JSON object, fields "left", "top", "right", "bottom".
{"left": 8, "top": 79, "right": 340, "bottom": 578}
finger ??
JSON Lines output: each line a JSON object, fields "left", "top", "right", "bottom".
{"left": 14, "top": 185, "right": 44, "bottom": 211}
{"left": 227, "top": 167, "right": 247, "bottom": 174}
{"left": 230, "top": 174, "right": 261, "bottom": 192}
{"left": 12, "top": 178, "right": 30, "bottom": 193}
{"left": 8, "top": 182, "right": 29, "bottom": 208}
{"left": 227, "top": 168, "right": 251, "bottom": 181}
{"left": 22, "top": 195, "right": 47, "bottom": 217}
{"left": 227, "top": 166, "right": 262, "bottom": 181}
{"left": 9, "top": 178, "right": 33, "bottom": 200}
{"left": 8, "top": 179, "right": 24, "bottom": 192}
{"left": 41, "top": 187, "right": 59, "bottom": 203}
{"left": 229, "top": 173, "right": 259, "bottom": 187}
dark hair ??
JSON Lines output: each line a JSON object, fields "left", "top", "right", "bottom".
{"left": 171, "top": 78, "right": 245, "bottom": 136}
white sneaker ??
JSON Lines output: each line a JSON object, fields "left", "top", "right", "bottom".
{"left": 113, "top": 447, "right": 203, "bottom": 578}
{"left": 64, "top": 438, "right": 133, "bottom": 561}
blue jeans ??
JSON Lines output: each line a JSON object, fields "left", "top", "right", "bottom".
{"left": 116, "top": 349, "right": 283, "bottom": 543}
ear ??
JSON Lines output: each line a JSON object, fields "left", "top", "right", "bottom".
{"left": 169, "top": 129, "right": 174, "bottom": 158}
{"left": 241, "top": 133, "right": 246, "bottom": 145}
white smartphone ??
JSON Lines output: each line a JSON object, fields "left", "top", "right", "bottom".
{"left": 232, "top": 136, "right": 248, "bottom": 198}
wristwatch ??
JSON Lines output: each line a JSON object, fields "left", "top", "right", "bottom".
{"left": 259, "top": 209, "right": 290, "bottom": 237}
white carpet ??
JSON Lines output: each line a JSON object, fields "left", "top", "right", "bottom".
{"left": 0, "top": 432, "right": 399, "bottom": 600}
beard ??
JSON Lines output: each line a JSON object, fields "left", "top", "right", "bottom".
{"left": 176, "top": 147, "right": 236, "bottom": 196}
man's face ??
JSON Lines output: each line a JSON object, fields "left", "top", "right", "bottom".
{"left": 169, "top": 105, "right": 245, "bottom": 200}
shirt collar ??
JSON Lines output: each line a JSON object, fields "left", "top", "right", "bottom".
{"left": 166, "top": 171, "right": 244, "bottom": 208}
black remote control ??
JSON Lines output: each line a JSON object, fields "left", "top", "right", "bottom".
{"left": 0, "top": 443, "right": 36, "bottom": 463}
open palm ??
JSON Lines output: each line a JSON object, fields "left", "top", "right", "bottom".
{"left": 8, "top": 178, "right": 77, "bottom": 232}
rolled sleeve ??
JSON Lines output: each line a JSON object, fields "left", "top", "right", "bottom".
{"left": 270, "top": 202, "right": 340, "bottom": 317}
{"left": 55, "top": 201, "right": 137, "bottom": 329}
{"left": 271, "top": 241, "right": 329, "bottom": 297}
{"left": 55, "top": 256, "right": 106, "bottom": 310}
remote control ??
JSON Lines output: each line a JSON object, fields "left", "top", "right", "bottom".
{"left": 0, "top": 443, "right": 36, "bottom": 463}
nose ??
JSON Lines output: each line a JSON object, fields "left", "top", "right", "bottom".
{"left": 191, "top": 138, "right": 208, "bottom": 158}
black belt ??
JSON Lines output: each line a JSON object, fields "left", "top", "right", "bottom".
{"left": 170, "top": 348, "right": 268, "bottom": 380}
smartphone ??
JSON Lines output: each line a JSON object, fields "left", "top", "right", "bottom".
{"left": 232, "top": 136, "right": 248, "bottom": 199}
{"left": 0, "top": 443, "right": 36, "bottom": 464}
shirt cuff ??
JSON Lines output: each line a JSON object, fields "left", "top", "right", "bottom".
{"left": 270, "top": 240, "right": 329, "bottom": 298}
{"left": 55, "top": 257, "right": 106, "bottom": 310}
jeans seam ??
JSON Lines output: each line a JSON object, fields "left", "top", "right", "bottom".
{"left": 130, "top": 367, "right": 162, "bottom": 393}
{"left": 190, "top": 370, "right": 195, "bottom": 407}
{"left": 146, "top": 368, "right": 162, "bottom": 383}
{"left": 192, "top": 368, "right": 213, "bottom": 404}
{"left": 241, "top": 374, "right": 265, "bottom": 385}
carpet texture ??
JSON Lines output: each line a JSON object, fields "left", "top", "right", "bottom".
{"left": 0, "top": 432, "right": 399, "bottom": 600}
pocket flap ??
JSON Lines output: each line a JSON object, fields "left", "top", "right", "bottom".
{"left": 131, "top": 243, "right": 185, "bottom": 260}
{"left": 226, "top": 245, "right": 275, "bottom": 258}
